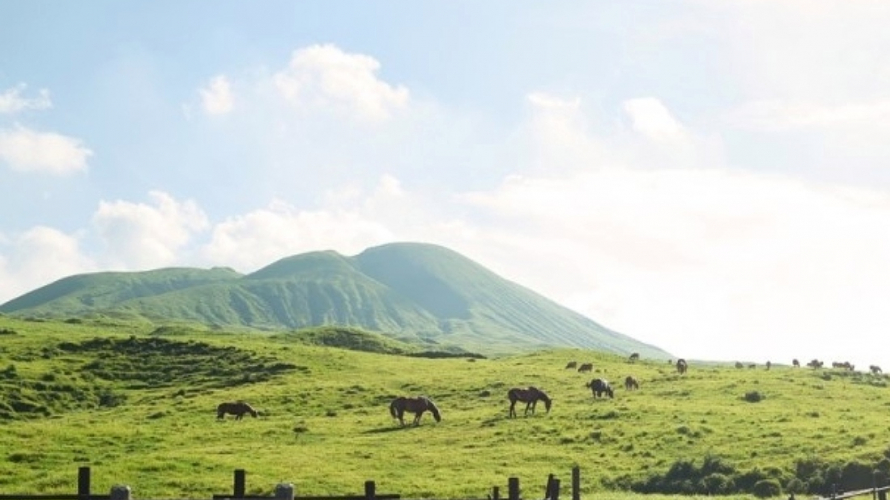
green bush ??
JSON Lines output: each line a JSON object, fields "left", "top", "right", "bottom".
{"left": 744, "top": 390, "right": 765, "bottom": 402}
{"left": 753, "top": 479, "right": 782, "bottom": 498}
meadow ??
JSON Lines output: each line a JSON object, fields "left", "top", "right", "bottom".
{"left": 1, "top": 315, "right": 888, "bottom": 500}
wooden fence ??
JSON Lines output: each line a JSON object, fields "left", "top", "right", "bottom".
{"left": 0, "top": 466, "right": 582, "bottom": 500}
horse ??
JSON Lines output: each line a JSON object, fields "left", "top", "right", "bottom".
{"left": 676, "top": 358, "right": 688, "bottom": 374}
{"left": 577, "top": 363, "right": 593, "bottom": 373}
{"left": 792, "top": 358, "right": 800, "bottom": 368}
{"left": 217, "top": 401, "right": 258, "bottom": 420}
{"left": 565, "top": 361, "right": 577, "bottom": 369}
{"left": 628, "top": 352, "right": 640, "bottom": 363}
{"left": 870, "top": 365, "right": 883, "bottom": 375}
{"left": 507, "top": 387, "right": 552, "bottom": 418}
{"left": 624, "top": 376, "right": 639, "bottom": 390}
{"left": 587, "top": 378, "right": 614, "bottom": 399}
{"left": 389, "top": 396, "right": 441, "bottom": 426}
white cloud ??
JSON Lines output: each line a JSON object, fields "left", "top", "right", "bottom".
{"left": 0, "top": 226, "right": 95, "bottom": 301}
{"left": 727, "top": 99, "right": 890, "bottom": 132}
{"left": 0, "top": 125, "right": 92, "bottom": 174}
{"left": 201, "top": 176, "right": 412, "bottom": 271}
{"left": 623, "top": 98, "right": 690, "bottom": 144}
{"left": 199, "top": 75, "right": 234, "bottom": 115}
{"left": 272, "top": 44, "right": 410, "bottom": 122}
{"left": 0, "top": 84, "right": 51, "bottom": 114}
{"left": 92, "top": 191, "right": 209, "bottom": 269}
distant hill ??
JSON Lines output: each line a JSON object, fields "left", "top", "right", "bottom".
{"left": 0, "top": 242, "right": 671, "bottom": 357}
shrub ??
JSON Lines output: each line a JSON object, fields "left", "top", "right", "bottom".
{"left": 744, "top": 391, "right": 765, "bottom": 402}
{"left": 701, "top": 473, "right": 735, "bottom": 494}
{"left": 753, "top": 479, "right": 782, "bottom": 498}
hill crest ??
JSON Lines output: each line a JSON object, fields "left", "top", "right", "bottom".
{"left": 0, "top": 242, "right": 671, "bottom": 358}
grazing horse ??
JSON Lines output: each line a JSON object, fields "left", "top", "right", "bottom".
{"left": 587, "top": 378, "right": 614, "bottom": 398}
{"left": 217, "top": 401, "right": 258, "bottom": 420}
{"left": 766, "top": 361, "right": 771, "bottom": 371}
{"left": 735, "top": 361, "right": 744, "bottom": 369}
{"left": 389, "top": 396, "right": 441, "bottom": 426}
{"left": 577, "top": 363, "right": 593, "bottom": 373}
{"left": 507, "top": 387, "right": 552, "bottom": 418}
{"left": 676, "top": 358, "right": 688, "bottom": 374}
{"left": 624, "top": 376, "right": 639, "bottom": 390}
{"left": 870, "top": 365, "right": 882, "bottom": 375}
{"left": 565, "top": 361, "right": 577, "bottom": 369}
{"left": 628, "top": 353, "right": 640, "bottom": 363}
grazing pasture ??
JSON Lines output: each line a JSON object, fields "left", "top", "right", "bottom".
{"left": 0, "top": 316, "right": 889, "bottom": 500}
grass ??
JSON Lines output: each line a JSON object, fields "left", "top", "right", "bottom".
{"left": 1, "top": 315, "right": 889, "bottom": 500}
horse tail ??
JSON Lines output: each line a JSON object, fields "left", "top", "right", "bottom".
{"left": 389, "top": 398, "right": 399, "bottom": 419}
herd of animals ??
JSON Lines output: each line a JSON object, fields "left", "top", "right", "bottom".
{"left": 215, "top": 354, "right": 884, "bottom": 426}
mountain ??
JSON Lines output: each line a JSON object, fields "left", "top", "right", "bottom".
{"left": 0, "top": 242, "right": 671, "bottom": 357}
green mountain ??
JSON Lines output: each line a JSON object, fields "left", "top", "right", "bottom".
{"left": 0, "top": 242, "right": 671, "bottom": 357}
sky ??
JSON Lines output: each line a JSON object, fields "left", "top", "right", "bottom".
{"left": 2, "top": 1, "right": 890, "bottom": 369}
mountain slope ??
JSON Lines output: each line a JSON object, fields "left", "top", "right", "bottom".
{"left": 0, "top": 242, "right": 671, "bottom": 357}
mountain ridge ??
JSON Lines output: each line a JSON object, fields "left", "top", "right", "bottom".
{"left": 0, "top": 242, "right": 671, "bottom": 358}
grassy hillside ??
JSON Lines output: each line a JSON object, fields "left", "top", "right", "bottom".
{"left": 1, "top": 315, "right": 888, "bottom": 500}
{"left": 0, "top": 242, "right": 671, "bottom": 359}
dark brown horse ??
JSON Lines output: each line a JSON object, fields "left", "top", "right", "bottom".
{"left": 217, "top": 401, "right": 258, "bottom": 420}
{"left": 507, "top": 386, "right": 552, "bottom": 418}
{"left": 676, "top": 358, "right": 688, "bottom": 374}
{"left": 587, "top": 378, "right": 614, "bottom": 398}
{"left": 389, "top": 396, "right": 441, "bottom": 426}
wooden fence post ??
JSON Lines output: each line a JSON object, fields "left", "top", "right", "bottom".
{"left": 78, "top": 467, "right": 91, "bottom": 498}
{"left": 234, "top": 469, "right": 246, "bottom": 498}
{"left": 110, "top": 485, "right": 131, "bottom": 500}
{"left": 275, "top": 483, "right": 294, "bottom": 500}
{"left": 364, "top": 480, "right": 376, "bottom": 500}
{"left": 571, "top": 466, "right": 580, "bottom": 500}
{"left": 508, "top": 477, "right": 520, "bottom": 500}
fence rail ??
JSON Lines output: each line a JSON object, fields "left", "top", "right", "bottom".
{"left": 0, "top": 467, "right": 581, "bottom": 500}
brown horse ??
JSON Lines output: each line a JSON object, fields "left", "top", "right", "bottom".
{"left": 624, "top": 376, "right": 639, "bottom": 390}
{"left": 507, "top": 386, "right": 552, "bottom": 418}
{"left": 389, "top": 396, "right": 441, "bottom": 426}
{"left": 217, "top": 401, "right": 258, "bottom": 420}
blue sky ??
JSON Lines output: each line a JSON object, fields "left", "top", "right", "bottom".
{"left": 2, "top": 1, "right": 890, "bottom": 369}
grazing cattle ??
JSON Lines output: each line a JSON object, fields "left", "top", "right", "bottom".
{"left": 676, "top": 359, "right": 688, "bottom": 374}
{"left": 628, "top": 353, "right": 640, "bottom": 363}
{"left": 624, "top": 376, "right": 639, "bottom": 390}
{"left": 870, "top": 365, "right": 882, "bottom": 375}
{"left": 390, "top": 396, "right": 442, "bottom": 426}
{"left": 565, "top": 361, "right": 577, "bottom": 369}
{"left": 577, "top": 363, "right": 594, "bottom": 373}
{"left": 735, "top": 361, "right": 744, "bottom": 369}
{"left": 792, "top": 359, "right": 800, "bottom": 368}
{"left": 507, "top": 387, "right": 552, "bottom": 418}
{"left": 217, "top": 401, "right": 258, "bottom": 420}
{"left": 586, "top": 378, "right": 614, "bottom": 398}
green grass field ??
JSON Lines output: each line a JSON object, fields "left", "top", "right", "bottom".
{"left": 1, "top": 315, "right": 888, "bottom": 500}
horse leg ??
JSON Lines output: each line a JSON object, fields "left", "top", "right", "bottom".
{"left": 398, "top": 409, "right": 405, "bottom": 426}
{"left": 509, "top": 400, "right": 516, "bottom": 418}
{"left": 413, "top": 411, "right": 422, "bottom": 426}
